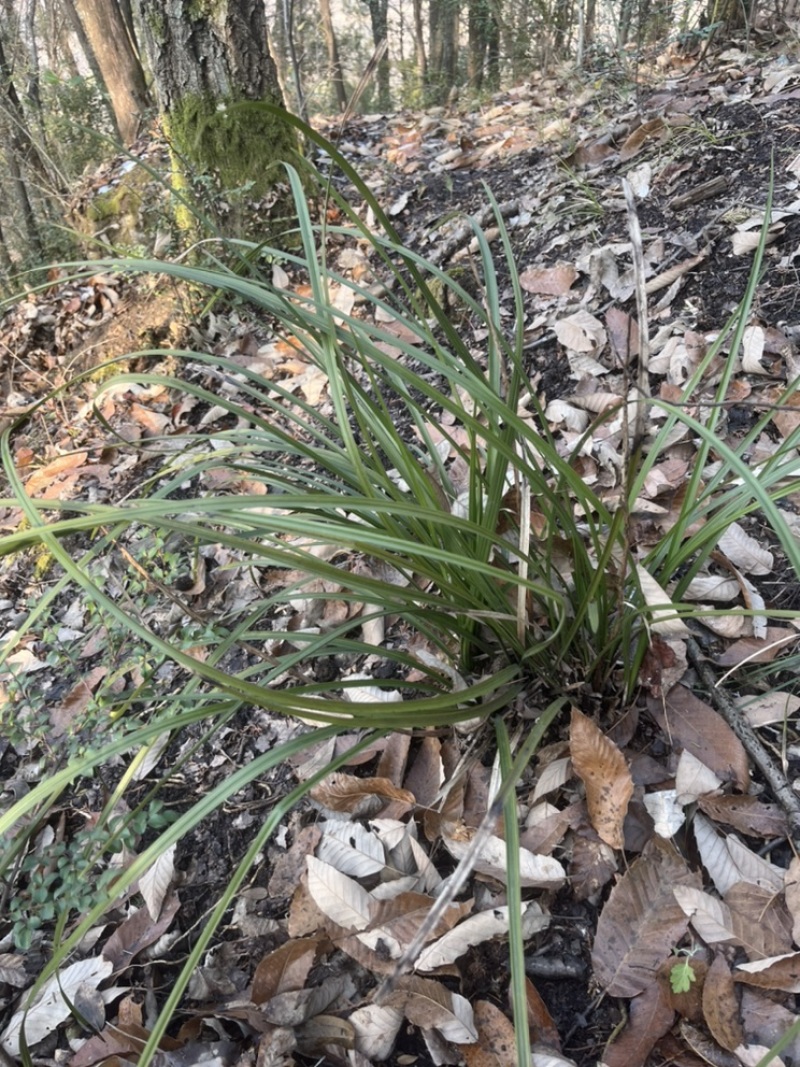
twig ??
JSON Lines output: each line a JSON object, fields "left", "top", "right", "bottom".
{"left": 428, "top": 200, "right": 521, "bottom": 267}
{"left": 686, "top": 636, "right": 800, "bottom": 846}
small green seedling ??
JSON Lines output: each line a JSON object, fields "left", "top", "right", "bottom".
{"left": 669, "top": 954, "right": 698, "bottom": 994}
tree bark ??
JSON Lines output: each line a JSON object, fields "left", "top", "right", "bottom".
{"left": 468, "top": 0, "right": 499, "bottom": 90}
{"left": 74, "top": 0, "right": 150, "bottom": 144}
{"left": 364, "top": 0, "right": 390, "bottom": 110}
{"left": 428, "top": 0, "right": 459, "bottom": 104}
{"left": 319, "top": 0, "right": 348, "bottom": 111}
{"left": 58, "top": 0, "right": 119, "bottom": 134}
{"left": 133, "top": 0, "right": 299, "bottom": 236}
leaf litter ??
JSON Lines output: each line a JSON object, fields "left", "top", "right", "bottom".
{"left": 3, "top": 49, "right": 800, "bottom": 1067}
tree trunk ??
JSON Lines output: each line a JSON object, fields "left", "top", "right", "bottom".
{"left": 73, "top": 0, "right": 150, "bottom": 145}
{"left": 319, "top": 0, "right": 348, "bottom": 112}
{"left": 133, "top": 0, "right": 299, "bottom": 236}
{"left": 364, "top": 0, "right": 390, "bottom": 110}
{"left": 0, "top": 26, "right": 58, "bottom": 196}
{"left": 428, "top": 0, "right": 459, "bottom": 104}
{"left": 58, "top": 0, "right": 120, "bottom": 134}
{"left": 468, "top": 0, "right": 499, "bottom": 90}
{"left": 412, "top": 0, "right": 427, "bottom": 85}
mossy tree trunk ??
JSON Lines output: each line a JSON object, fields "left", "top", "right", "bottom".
{"left": 133, "top": 0, "right": 299, "bottom": 237}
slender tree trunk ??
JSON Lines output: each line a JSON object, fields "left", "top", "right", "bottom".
{"left": 364, "top": 0, "right": 390, "bottom": 110}
{"left": 429, "top": 0, "right": 459, "bottom": 103}
{"left": 0, "top": 27, "right": 58, "bottom": 196}
{"left": 319, "top": 0, "right": 348, "bottom": 111}
{"left": 58, "top": 0, "right": 119, "bottom": 134}
{"left": 412, "top": 0, "right": 427, "bottom": 85}
{"left": 468, "top": 0, "right": 498, "bottom": 90}
{"left": 73, "top": 0, "right": 150, "bottom": 144}
{"left": 282, "top": 0, "right": 309, "bottom": 123}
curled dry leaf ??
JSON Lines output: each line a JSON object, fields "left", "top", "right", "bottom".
{"left": 416, "top": 902, "right": 549, "bottom": 971}
{"left": 569, "top": 708, "right": 633, "bottom": 849}
{"left": 310, "top": 772, "right": 415, "bottom": 814}
{"left": 643, "top": 789, "right": 685, "bottom": 839}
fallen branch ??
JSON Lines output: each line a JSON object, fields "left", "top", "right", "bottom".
{"left": 686, "top": 636, "right": 800, "bottom": 845}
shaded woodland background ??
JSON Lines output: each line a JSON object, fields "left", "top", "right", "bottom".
{"left": 0, "top": 0, "right": 797, "bottom": 290}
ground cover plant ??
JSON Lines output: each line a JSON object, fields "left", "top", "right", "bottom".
{"left": 2, "top": 71, "right": 800, "bottom": 1066}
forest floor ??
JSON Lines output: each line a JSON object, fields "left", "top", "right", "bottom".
{"left": 2, "top": 43, "right": 800, "bottom": 1067}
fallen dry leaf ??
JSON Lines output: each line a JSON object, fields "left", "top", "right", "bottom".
{"left": 601, "top": 980, "right": 674, "bottom": 1067}
{"left": 458, "top": 999, "right": 517, "bottom": 1066}
{"left": 569, "top": 708, "right": 633, "bottom": 849}
{"left": 703, "top": 953, "right": 744, "bottom": 1051}
{"left": 592, "top": 837, "right": 700, "bottom": 997}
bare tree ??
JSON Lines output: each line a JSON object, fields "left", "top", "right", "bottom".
{"left": 319, "top": 0, "right": 348, "bottom": 111}
{"left": 363, "top": 0, "right": 391, "bottom": 109}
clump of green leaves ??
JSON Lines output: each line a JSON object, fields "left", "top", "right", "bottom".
{"left": 6, "top": 801, "right": 174, "bottom": 950}
{"left": 0, "top": 113, "right": 796, "bottom": 1066}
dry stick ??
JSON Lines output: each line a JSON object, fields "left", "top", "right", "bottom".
{"left": 374, "top": 790, "right": 506, "bottom": 1002}
{"left": 686, "top": 636, "right": 800, "bottom": 846}
{"left": 622, "top": 177, "right": 650, "bottom": 453}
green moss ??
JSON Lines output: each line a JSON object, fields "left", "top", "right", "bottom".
{"left": 167, "top": 91, "right": 296, "bottom": 200}
{"left": 74, "top": 164, "right": 161, "bottom": 250}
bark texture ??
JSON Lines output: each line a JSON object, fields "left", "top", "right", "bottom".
{"left": 134, "top": 0, "right": 297, "bottom": 211}
{"left": 74, "top": 0, "right": 151, "bottom": 144}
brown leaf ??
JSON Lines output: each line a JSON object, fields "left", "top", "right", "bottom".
{"left": 703, "top": 953, "right": 743, "bottom": 1052}
{"left": 384, "top": 975, "right": 477, "bottom": 1043}
{"left": 568, "top": 818, "right": 618, "bottom": 900}
{"left": 525, "top": 977, "right": 561, "bottom": 1049}
{"left": 698, "top": 795, "right": 788, "bottom": 839}
{"left": 619, "top": 117, "right": 667, "bottom": 161}
{"left": 785, "top": 856, "right": 800, "bottom": 946}
{"left": 724, "top": 883, "right": 793, "bottom": 960}
{"left": 458, "top": 1000, "right": 517, "bottom": 1066}
{"left": 606, "top": 306, "right": 640, "bottom": 363}
{"left": 310, "top": 772, "right": 415, "bottom": 814}
{"left": 251, "top": 939, "right": 320, "bottom": 1004}
{"left": 519, "top": 264, "right": 577, "bottom": 296}
{"left": 569, "top": 708, "right": 633, "bottom": 849}
{"left": 715, "top": 627, "right": 799, "bottom": 667}
{"left": 735, "top": 952, "right": 800, "bottom": 993}
{"left": 102, "top": 894, "right": 180, "bottom": 973}
{"left": 679, "top": 1019, "right": 740, "bottom": 1066}
{"left": 646, "top": 687, "right": 749, "bottom": 791}
{"left": 658, "top": 956, "right": 708, "bottom": 1022}
{"left": 25, "top": 451, "right": 88, "bottom": 496}
{"left": 602, "top": 981, "right": 674, "bottom": 1067}
{"left": 592, "top": 837, "right": 700, "bottom": 997}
